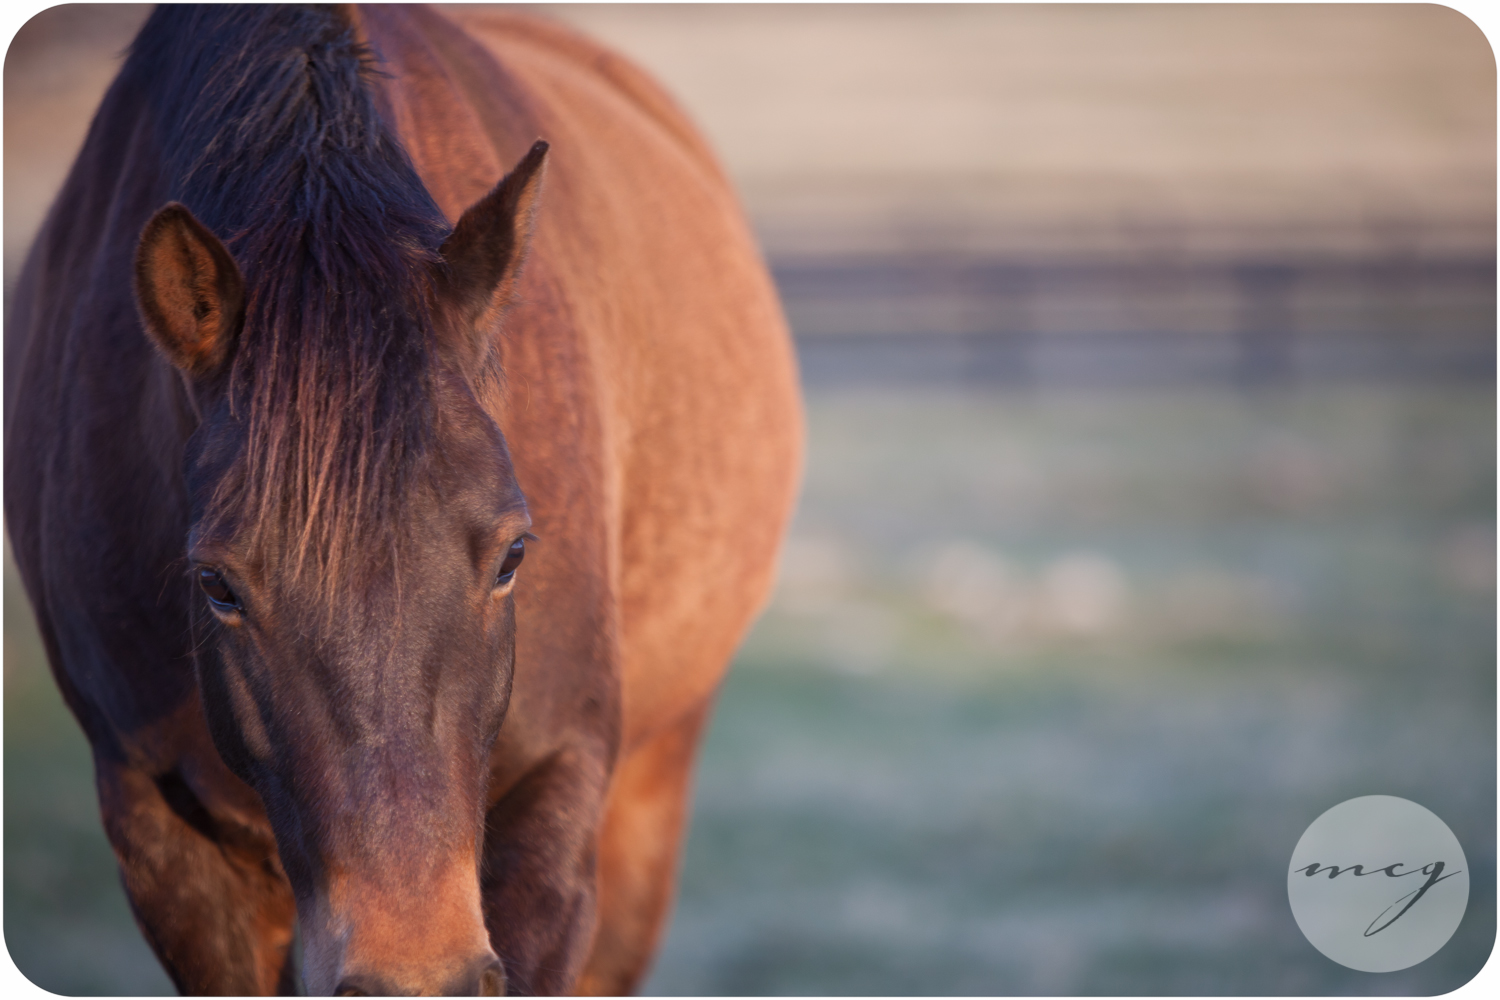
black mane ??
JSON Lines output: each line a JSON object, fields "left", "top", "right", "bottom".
{"left": 127, "top": 5, "right": 451, "bottom": 583}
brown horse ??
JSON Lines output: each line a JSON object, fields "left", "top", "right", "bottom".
{"left": 4, "top": 5, "right": 800, "bottom": 995}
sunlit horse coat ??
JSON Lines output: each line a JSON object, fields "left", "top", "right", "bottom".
{"left": 4, "top": 5, "right": 801, "bottom": 995}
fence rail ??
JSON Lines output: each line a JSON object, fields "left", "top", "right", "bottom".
{"left": 772, "top": 255, "right": 1496, "bottom": 386}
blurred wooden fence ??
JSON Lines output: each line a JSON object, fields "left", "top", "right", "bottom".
{"left": 776, "top": 254, "right": 1496, "bottom": 386}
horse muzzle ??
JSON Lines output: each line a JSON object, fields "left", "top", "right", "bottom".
{"left": 301, "top": 856, "right": 499, "bottom": 996}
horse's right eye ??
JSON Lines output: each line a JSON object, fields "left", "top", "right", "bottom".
{"left": 495, "top": 538, "right": 525, "bottom": 587}
{"left": 198, "top": 569, "right": 240, "bottom": 611}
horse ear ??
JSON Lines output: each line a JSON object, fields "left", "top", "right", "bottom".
{"left": 134, "top": 203, "right": 245, "bottom": 379}
{"left": 435, "top": 140, "right": 548, "bottom": 363}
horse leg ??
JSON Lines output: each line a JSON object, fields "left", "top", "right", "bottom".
{"left": 95, "top": 758, "right": 298, "bottom": 996}
{"left": 575, "top": 701, "right": 712, "bottom": 997}
{"left": 479, "top": 749, "right": 612, "bottom": 995}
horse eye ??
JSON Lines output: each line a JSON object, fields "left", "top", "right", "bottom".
{"left": 198, "top": 568, "right": 240, "bottom": 611}
{"left": 495, "top": 538, "right": 525, "bottom": 587}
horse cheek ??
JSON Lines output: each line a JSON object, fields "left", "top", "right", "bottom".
{"left": 194, "top": 645, "right": 271, "bottom": 787}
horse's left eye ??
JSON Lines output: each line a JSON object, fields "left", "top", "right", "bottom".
{"left": 198, "top": 568, "right": 240, "bottom": 611}
{"left": 495, "top": 538, "right": 525, "bottom": 587}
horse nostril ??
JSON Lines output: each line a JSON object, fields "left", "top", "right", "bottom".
{"left": 334, "top": 958, "right": 501, "bottom": 996}
{"left": 476, "top": 958, "right": 506, "bottom": 997}
{"left": 334, "top": 974, "right": 397, "bottom": 996}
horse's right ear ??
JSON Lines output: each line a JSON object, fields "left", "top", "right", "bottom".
{"left": 134, "top": 203, "right": 245, "bottom": 379}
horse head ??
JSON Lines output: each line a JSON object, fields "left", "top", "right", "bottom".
{"left": 132, "top": 142, "right": 549, "bottom": 996}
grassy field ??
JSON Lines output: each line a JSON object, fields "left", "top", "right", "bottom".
{"left": 647, "top": 382, "right": 1496, "bottom": 995}
{"left": 5, "top": 382, "right": 1494, "bottom": 994}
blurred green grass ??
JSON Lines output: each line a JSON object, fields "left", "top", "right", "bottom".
{"left": 5, "top": 382, "right": 1494, "bottom": 994}
{"left": 643, "top": 383, "right": 1495, "bottom": 995}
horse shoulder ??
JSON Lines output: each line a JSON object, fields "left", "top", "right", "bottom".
{"left": 388, "top": 7, "right": 805, "bottom": 752}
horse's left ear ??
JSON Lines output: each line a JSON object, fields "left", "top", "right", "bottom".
{"left": 435, "top": 140, "right": 549, "bottom": 366}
